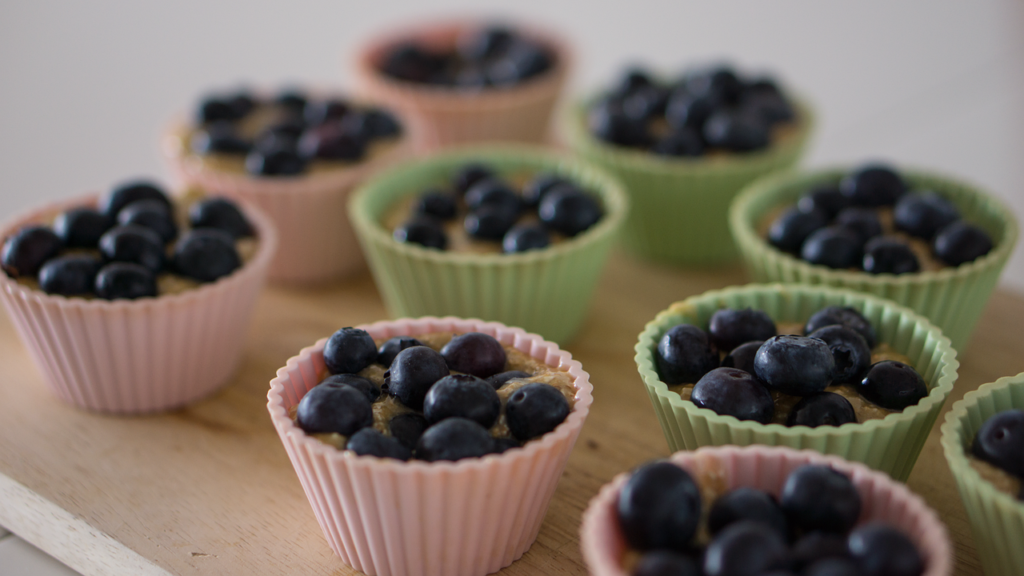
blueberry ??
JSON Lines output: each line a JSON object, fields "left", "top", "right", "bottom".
{"left": 53, "top": 208, "right": 113, "bottom": 249}
{"left": 970, "top": 409, "right": 1024, "bottom": 478}
{"left": 617, "top": 460, "right": 701, "bottom": 551}
{"left": 252, "top": 126, "right": 300, "bottom": 155}
{"left": 505, "top": 382, "right": 570, "bottom": 440}
{"left": 840, "top": 164, "right": 907, "bottom": 207}
{"left": 359, "top": 108, "right": 402, "bottom": 139}
{"left": 296, "top": 382, "right": 373, "bottom": 436}
{"left": 754, "top": 335, "right": 834, "bottom": 396}
{"left": 787, "top": 392, "right": 857, "bottom": 427}
{"left": 665, "top": 89, "right": 717, "bottom": 130}
{"left": 440, "top": 332, "right": 506, "bottom": 378}
{"left": 1, "top": 226, "right": 62, "bottom": 278}
{"left": 612, "top": 66, "right": 655, "bottom": 97}
{"left": 702, "top": 521, "right": 789, "bottom": 576}
{"left": 380, "top": 44, "right": 445, "bottom": 83}
{"left": 297, "top": 123, "right": 366, "bottom": 161}
{"left": 502, "top": 223, "right": 550, "bottom": 253}
{"left": 94, "top": 262, "right": 157, "bottom": 300}
{"left": 303, "top": 99, "right": 350, "bottom": 126}
{"left": 38, "top": 254, "right": 102, "bottom": 296}
{"left": 465, "top": 179, "right": 522, "bottom": 217}
{"left": 847, "top": 523, "right": 924, "bottom": 576}
{"left": 808, "top": 325, "right": 871, "bottom": 384}
{"left": 741, "top": 90, "right": 795, "bottom": 125}
{"left": 188, "top": 197, "right": 254, "bottom": 239}
{"left": 539, "top": 187, "right": 603, "bottom": 237}
{"left": 768, "top": 208, "right": 827, "bottom": 254}
{"left": 707, "top": 487, "right": 789, "bottom": 541}
{"left": 457, "top": 25, "right": 515, "bottom": 62}
{"left": 388, "top": 346, "right": 449, "bottom": 410}
{"left": 415, "top": 417, "right": 494, "bottom": 462}
{"left": 656, "top": 324, "right": 719, "bottom": 384}
{"left": 863, "top": 236, "right": 920, "bottom": 275}
{"left": 933, "top": 220, "right": 994, "bottom": 266}
{"left": 893, "top": 191, "right": 960, "bottom": 239}
{"left": 708, "top": 308, "right": 776, "bottom": 353}
{"left": 453, "top": 66, "right": 489, "bottom": 89}
{"left": 652, "top": 128, "right": 705, "bottom": 157}
{"left": 464, "top": 206, "right": 518, "bottom": 241}
{"left": 522, "top": 173, "right": 571, "bottom": 208}
{"left": 791, "top": 532, "right": 852, "bottom": 570}
{"left": 245, "top": 146, "right": 307, "bottom": 176}
{"left": 394, "top": 217, "right": 447, "bottom": 250}
{"left": 486, "top": 370, "right": 530, "bottom": 390}
{"left": 798, "top": 185, "right": 851, "bottom": 219}
{"left": 423, "top": 374, "right": 502, "bottom": 428}
{"left": 588, "top": 98, "right": 652, "bottom": 148}
{"left": 101, "top": 180, "right": 172, "bottom": 219}
{"left": 389, "top": 412, "right": 429, "bottom": 449}
{"left": 323, "top": 327, "right": 378, "bottom": 375}
{"left": 803, "top": 558, "right": 861, "bottom": 576}
{"left": 857, "top": 361, "right": 927, "bottom": 410}
{"left": 118, "top": 200, "right": 177, "bottom": 243}
{"left": 721, "top": 340, "right": 763, "bottom": 375}
{"left": 683, "top": 66, "right": 744, "bottom": 105}
{"left": 275, "top": 90, "right": 308, "bottom": 113}
{"left": 339, "top": 110, "right": 392, "bottom": 143}
{"left": 197, "top": 94, "right": 252, "bottom": 123}
{"left": 190, "top": 121, "right": 251, "bottom": 155}
{"left": 377, "top": 337, "right": 425, "bottom": 367}
{"left": 490, "top": 436, "right": 521, "bottom": 454}
{"left": 805, "top": 306, "right": 877, "bottom": 349}
{"left": 800, "top": 226, "right": 863, "bottom": 269}
{"left": 414, "top": 190, "right": 458, "bottom": 221}
{"left": 633, "top": 551, "right": 701, "bottom": 576}
{"left": 623, "top": 85, "right": 669, "bottom": 122}
{"left": 834, "top": 207, "right": 883, "bottom": 243}
{"left": 98, "top": 225, "right": 165, "bottom": 274}
{"left": 346, "top": 428, "right": 411, "bottom": 460}
{"left": 691, "top": 367, "right": 774, "bottom": 424}
{"left": 172, "top": 229, "right": 241, "bottom": 282}
{"left": 780, "top": 465, "right": 861, "bottom": 533}
{"left": 486, "top": 40, "right": 551, "bottom": 85}
{"left": 318, "top": 373, "right": 380, "bottom": 403}
{"left": 702, "top": 109, "right": 771, "bottom": 152}
{"left": 452, "top": 163, "right": 496, "bottom": 196}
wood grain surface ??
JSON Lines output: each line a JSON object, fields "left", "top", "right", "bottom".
{"left": 0, "top": 251, "right": 1020, "bottom": 576}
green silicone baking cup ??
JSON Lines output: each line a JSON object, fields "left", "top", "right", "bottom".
{"left": 348, "top": 144, "right": 628, "bottom": 344}
{"left": 940, "top": 373, "right": 1024, "bottom": 576}
{"left": 635, "top": 283, "right": 959, "bottom": 482}
{"left": 560, "top": 98, "right": 813, "bottom": 266}
{"left": 729, "top": 168, "right": 1018, "bottom": 352}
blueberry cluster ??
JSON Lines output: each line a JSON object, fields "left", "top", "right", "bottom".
{"left": 655, "top": 306, "right": 928, "bottom": 426}
{"left": 379, "top": 25, "right": 554, "bottom": 89}
{"left": 769, "top": 163, "right": 995, "bottom": 272}
{"left": 393, "top": 162, "right": 603, "bottom": 253}
{"left": 1, "top": 181, "right": 253, "bottom": 300}
{"left": 972, "top": 409, "right": 1024, "bottom": 501}
{"left": 619, "top": 461, "right": 924, "bottom": 576}
{"left": 296, "top": 328, "right": 572, "bottom": 462}
{"left": 192, "top": 89, "right": 402, "bottom": 177}
{"left": 588, "top": 64, "right": 796, "bottom": 156}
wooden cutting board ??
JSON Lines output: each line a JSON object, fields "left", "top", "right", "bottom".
{"left": 0, "top": 251, "right": 1019, "bottom": 576}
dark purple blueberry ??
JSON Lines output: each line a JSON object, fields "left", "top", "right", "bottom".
{"left": 691, "top": 367, "right": 774, "bottom": 424}
{"left": 414, "top": 190, "right": 458, "bottom": 221}
{"left": 118, "top": 200, "right": 177, "bottom": 243}
{"left": 318, "top": 373, "right": 380, "bottom": 403}
{"left": 94, "top": 262, "right": 156, "bottom": 300}
{"left": 656, "top": 324, "right": 719, "bottom": 384}
{"left": 38, "top": 254, "right": 102, "bottom": 296}
{"left": 754, "top": 335, "right": 834, "bottom": 396}
{"left": 588, "top": 97, "right": 652, "bottom": 148}
{"left": 803, "top": 558, "right": 860, "bottom": 576}
{"left": 857, "top": 361, "right": 927, "bottom": 410}
{"left": 522, "top": 173, "right": 570, "bottom": 208}
{"left": 377, "top": 337, "right": 425, "bottom": 368}
{"left": 296, "top": 382, "right": 373, "bottom": 436}
{"left": 780, "top": 465, "right": 861, "bottom": 534}
{"left": 252, "top": 126, "right": 300, "bottom": 156}
{"left": 323, "top": 327, "right": 378, "bottom": 375}
{"left": 740, "top": 90, "right": 795, "bottom": 125}
{"left": 791, "top": 532, "right": 851, "bottom": 570}
{"left": 707, "top": 487, "right": 788, "bottom": 541}
{"left": 486, "top": 370, "right": 530, "bottom": 390}
{"left": 612, "top": 66, "right": 655, "bottom": 97}
{"left": 893, "top": 191, "right": 960, "bottom": 239}
{"left": 197, "top": 94, "right": 253, "bottom": 123}
{"left": 798, "top": 185, "right": 851, "bottom": 219}
{"left": 303, "top": 99, "right": 350, "bottom": 126}
{"left": 389, "top": 413, "right": 429, "bottom": 449}
{"left": 191, "top": 121, "right": 252, "bottom": 155}
{"left": 502, "top": 223, "right": 550, "bottom": 253}
{"left": 652, "top": 128, "right": 705, "bottom": 157}
{"left": 464, "top": 206, "right": 518, "bottom": 241}
{"left": 275, "top": 90, "right": 308, "bottom": 113}
{"left": 465, "top": 179, "right": 523, "bottom": 216}
{"left": 457, "top": 25, "right": 515, "bottom": 62}
{"left": 338, "top": 110, "right": 389, "bottom": 142}
{"left": 415, "top": 417, "right": 494, "bottom": 462}
{"left": 188, "top": 197, "right": 254, "bottom": 239}
{"left": 380, "top": 43, "right": 446, "bottom": 83}
{"left": 101, "top": 180, "right": 171, "bottom": 219}
{"left": 423, "top": 374, "right": 501, "bottom": 428}
{"left": 835, "top": 207, "right": 883, "bottom": 243}
{"left": 787, "top": 392, "right": 857, "bottom": 427}
{"left": 617, "top": 460, "right": 701, "bottom": 552}
{"left": 702, "top": 521, "right": 789, "bottom": 576}
{"left": 721, "top": 340, "right": 763, "bottom": 375}
{"left": 684, "top": 65, "right": 744, "bottom": 105}
{"left": 394, "top": 217, "right": 447, "bottom": 250}
{"left": 172, "top": 229, "right": 240, "bottom": 282}
{"left": 768, "top": 208, "right": 828, "bottom": 254}
{"left": 970, "top": 409, "right": 1024, "bottom": 478}
{"left": 933, "top": 221, "right": 994, "bottom": 266}
{"left": 805, "top": 306, "right": 877, "bottom": 349}
{"left": 702, "top": 109, "right": 771, "bottom": 152}
{"left": 346, "top": 428, "right": 411, "bottom": 461}
{"left": 863, "top": 236, "right": 920, "bottom": 275}
{"left": 745, "top": 77, "right": 785, "bottom": 98}
{"left": 490, "top": 436, "right": 522, "bottom": 454}
{"left": 807, "top": 325, "right": 871, "bottom": 384}
{"left": 298, "top": 123, "right": 366, "bottom": 161}
{"left": 847, "top": 523, "right": 924, "bottom": 576}
{"left": 633, "top": 551, "right": 701, "bottom": 576}
{"left": 389, "top": 346, "right": 450, "bottom": 410}
{"left": 1, "top": 226, "right": 62, "bottom": 278}
{"left": 665, "top": 88, "right": 717, "bottom": 131}
{"left": 440, "top": 332, "right": 506, "bottom": 378}
{"left": 840, "top": 164, "right": 907, "bottom": 207}
{"left": 53, "top": 208, "right": 113, "bottom": 249}
{"left": 485, "top": 40, "right": 551, "bottom": 85}
{"left": 359, "top": 108, "right": 402, "bottom": 139}
{"left": 708, "top": 308, "right": 777, "bottom": 353}
{"left": 623, "top": 85, "right": 669, "bottom": 121}
{"left": 538, "top": 187, "right": 603, "bottom": 237}
{"left": 801, "top": 226, "right": 864, "bottom": 269}
{"left": 452, "top": 164, "right": 496, "bottom": 196}
{"left": 245, "top": 146, "right": 307, "bottom": 176}
{"left": 505, "top": 382, "right": 570, "bottom": 440}
{"left": 98, "top": 225, "right": 165, "bottom": 274}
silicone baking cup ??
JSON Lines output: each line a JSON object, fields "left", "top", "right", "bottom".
{"left": 580, "top": 446, "right": 952, "bottom": 576}
{"left": 941, "top": 373, "right": 1024, "bottom": 576}
{"left": 560, "top": 99, "right": 813, "bottom": 266}
{"left": 353, "top": 19, "right": 570, "bottom": 152}
{"left": 729, "top": 168, "right": 1018, "bottom": 351}
{"left": 0, "top": 193, "right": 276, "bottom": 413}
{"left": 348, "top": 144, "right": 627, "bottom": 344}
{"left": 266, "top": 316, "right": 594, "bottom": 576}
{"left": 635, "top": 283, "right": 958, "bottom": 481}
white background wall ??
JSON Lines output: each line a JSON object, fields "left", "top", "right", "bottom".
{"left": 1, "top": 0, "right": 1022, "bottom": 290}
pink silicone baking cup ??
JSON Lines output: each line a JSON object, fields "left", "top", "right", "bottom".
{"left": 267, "top": 316, "right": 594, "bottom": 576}
{"left": 580, "top": 446, "right": 951, "bottom": 576}
{"left": 164, "top": 127, "right": 411, "bottom": 284}
{"left": 0, "top": 193, "right": 277, "bottom": 414}
{"left": 352, "top": 19, "right": 571, "bottom": 152}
